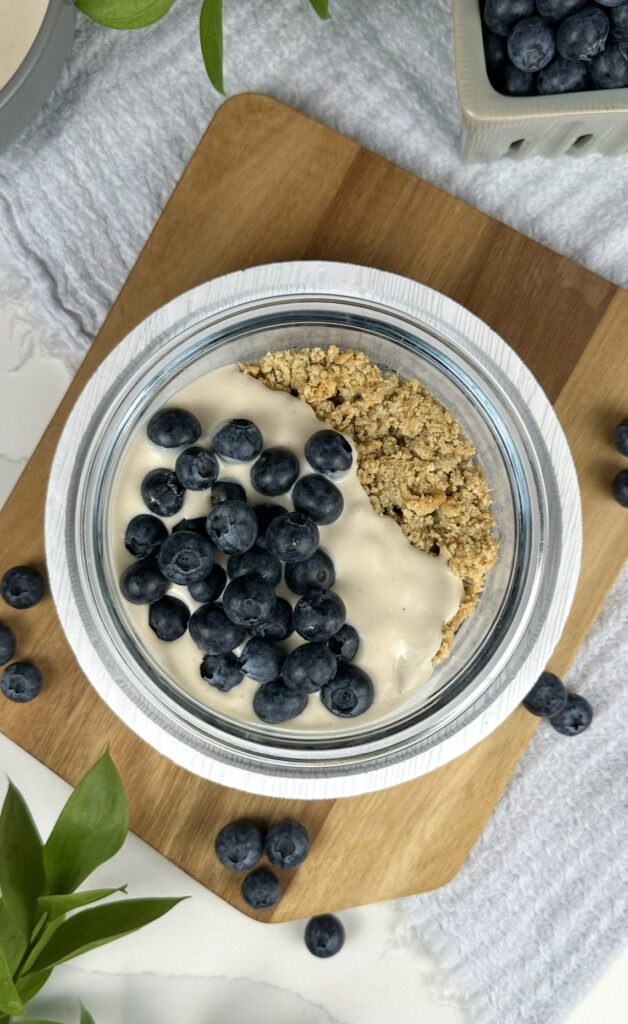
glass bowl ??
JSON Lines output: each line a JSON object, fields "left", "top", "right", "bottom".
{"left": 46, "top": 262, "right": 581, "bottom": 799}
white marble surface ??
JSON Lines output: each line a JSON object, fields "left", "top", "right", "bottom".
{"left": 1, "top": 263, "right": 627, "bottom": 1022}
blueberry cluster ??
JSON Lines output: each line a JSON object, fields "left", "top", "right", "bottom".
{"left": 121, "top": 409, "right": 373, "bottom": 724}
{"left": 0, "top": 565, "right": 45, "bottom": 704}
{"left": 483, "top": 0, "right": 628, "bottom": 96}
{"left": 522, "top": 670, "right": 593, "bottom": 734}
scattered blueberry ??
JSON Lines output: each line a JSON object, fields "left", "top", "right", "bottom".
{"left": 285, "top": 549, "right": 336, "bottom": 595}
{"left": 536, "top": 0, "right": 586, "bottom": 20}
{"left": 147, "top": 407, "right": 201, "bottom": 448}
{"left": 293, "top": 589, "right": 346, "bottom": 642}
{"left": 589, "top": 44, "right": 628, "bottom": 85}
{"left": 0, "top": 566, "right": 45, "bottom": 610}
{"left": 241, "top": 867, "right": 281, "bottom": 909}
{"left": 537, "top": 55, "right": 590, "bottom": 91}
{"left": 328, "top": 624, "right": 360, "bottom": 663}
{"left": 550, "top": 691, "right": 593, "bottom": 735}
{"left": 200, "top": 652, "right": 244, "bottom": 691}
{"left": 611, "top": 469, "right": 628, "bottom": 506}
{"left": 211, "top": 480, "right": 247, "bottom": 505}
{"left": 321, "top": 664, "right": 374, "bottom": 718}
{"left": 148, "top": 595, "right": 190, "bottom": 641}
{"left": 175, "top": 446, "right": 219, "bottom": 490}
{"left": 304, "top": 914, "right": 345, "bottom": 958}
{"left": 141, "top": 469, "right": 185, "bottom": 518}
{"left": 304, "top": 429, "right": 353, "bottom": 477}
{"left": 250, "top": 447, "right": 299, "bottom": 496}
{"left": 483, "top": 0, "right": 536, "bottom": 35}
{"left": 292, "top": 474, "right": 344, "bottom": 525}
{"left": 253, "top": 679, "right": 308, "bottom": 723}
{"left": 283, "top": 642, "right": 337, "bottom": 694}
{"left": 608, "top": 2, "right": 628, "bottom": 42}
{"left": 484, "top": 29, "right": 510, "bottom": 77}
{"left": 124, "top": 514, "right": 169, "bottom": 558}
{"left": 494, "top": 61, "right": 537, "bottom": 93}
{"left": 252, "top": 503, "right": 286, "bottom": 548}
{"left": 227, "top": 546, "right": 282, "bottom": 587}
{"left": 157, "top": 530, "right": 214, "bottom": 585}
{"left": 1, "top": 661, "right": 42, "bottom": 703}
{"left": 188, "top": 564, "right": 227, "bottom": 603}
{"left": 223, "top": 575, "right": 276, "bottom": 629}
{"left": 556, "top": 7, "right": 609, "bottom": 60}
{"left": 120, "top": 557, "right": 168, "bottom": 604}
{"left": 249, "top": 597, "right": 294, "bottom": 641}
{"left": 0, "top": 623, "right": 16, "bottom": 665}
{"left": 206, "top": 499, "right": 258, "bottom": 554}
{"left": 212, "top": 419, "right": 263, "bottom": 462}
{"left": 215, "top": 820, "right": 263, "bottom": 871}
{"left": 265, "top": 820, "right": 310, "bottom": 868}
{"left": 188, "top": 603, "right": 246, "bottom": 655}
{"left": 522, "top": 670, "right": 567, "bottom": 716}
{"left": 240, "top": 638, "right": 284, "bottom": 683}
{"left": 265, "top": 512, "right": 320, "bottom": 563}
{"left": 614, "top": 417, "right": 628, "bottom": 455}
{"left": 508, "top": 17, "right": 555, "bottom": 71}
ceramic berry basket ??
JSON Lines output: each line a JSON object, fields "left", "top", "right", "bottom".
{"left": 454, "top": 0, "right": 628, "bottom": 162}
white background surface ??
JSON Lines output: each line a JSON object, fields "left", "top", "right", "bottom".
{"left": 0, "top": 265, "right": 626, "bottom": 1023}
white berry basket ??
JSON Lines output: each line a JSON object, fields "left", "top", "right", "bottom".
{"left": 454, "top": 0, "right": 628, "bottom": 162}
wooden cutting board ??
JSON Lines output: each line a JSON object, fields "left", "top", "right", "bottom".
{"left": 1, "top": 95, "right": 626, "bottom": 923}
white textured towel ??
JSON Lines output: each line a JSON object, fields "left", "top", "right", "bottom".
{"left": 0, "top": 3, "right": 626, "bottom": 1023}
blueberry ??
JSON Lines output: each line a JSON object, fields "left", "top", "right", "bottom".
{"left": 188, "top": 564, "right": 227, "bottom": 603}
{"left": 550, "top": 691, "right": 593, "bottom": 735}
{"left": 536, "top": 0, "right": 586, "bottom": 20}
{"left": 614, "top": 417, "right": 628, "bottom": 455}
{"left": 265, "top": 820, "right": 310, "bottom": 868}
{"left": 223, "top": 575, "right": 276, "bottom": 628}
{"left": 304, "top": 914, "right": 345, "bottom": 958}
{"left": 120, "top": 557, "right": 167, "bottom": 604}
{"left": 508, "top": 18, "right": 555, "bottom": 72}
{"left": 188, "top": 603, "right": 246, "bottom": 654}
{"left": 285, "top": 549, "right": 336, "bottom": 595}
{"left": 321, "top": 664, "right": 374, "bottom": 718}
{"left": 253, "top": 679, "right": 308, "bottom": 723}
{"left": 328, "top": 624, "right": 360, "bottom": 663}
{"left": 147, "top": 407, "right": 201, "bottom": 448}
{"left": 0, "top": 623, "right": 16, "bottom": 665}
{"left": 175, "top": 446, "right": 219, "bottom": 490}
{"left": 537, "top": 55, "right": 589, "bottom": 92}
{"left": 124, "top": 514, "right": 168, "bottom": 558}
{"left": 215, "top": 820, "right": 263, "bottom": 871}
{"left": 266, "top": 512, "right": 320, "bottom": 563}
{"left": 250, "top": 447, "right": 299, "bottom": 496}
{"left": 2, "top": 661, "right": 42, "bottom": 703}
{"left": 293, "top": 589, "right": 346, "bottom": 642}
{"left": 483, "top": 0, "right": 536, "bottom": 35}
{"left": 172, "top": 517, "right": 208, "bottom": 537}
{"left": 0, "top": 566, "right": 45, "bottom": 610}
{"left": 249, "top": 597, "right": 294, "bottom": 641}
{"left": 211, "top": 480, "right": 247, "bottom": 505}
{"left": 292, "top": 474, "right": 344, "bottom": 525}
{"left": 283, "top": 642, "right": 337, "bottom": 694}
{"left": 141, "top": 469, "right": 185, "bottom": 518}
{"left": 589, "top": 45, "right": 628, "bottom": 86}
{"left": 484, "top": 29, "right": 510, "bottom": 76}
{"left": 609, "top": 2, "right": 628, "bottom": 42}
{"left": 148, "top": 595, "right": 190, "bottom": 641}
{"left": 522, "top": 670, "right": 567, "bottom": 716}
{"left": 611, "top": 469, "right": 628, "bottom": 506}
{"left": 240, "top": 637, "right": 284, "bottom": 682}
{"left": 157, "top": 530, "right": 214, "bottom": 585}
{"left": 206, "top": 500, "right": 258, "bottom": 554}
{"left": 241, "top": 867, "right": 281, "bottom": 909}
{"left": 200, "top": 652, "right": 244, "bottom": 691}
{"left": 304, "top": 429, "right": 353, "bottom": 477}
{"left": 494, "top": 61, "right": 537, "bottom": 93}
{"left": 252, "top": 503, "right": 285, "bottom": 549}
{"left": 227, "top": 546, "right": 282, "bottom": 586}
{"left": 212, "top": 419, "right": 263, "bottom": 462}
{"left": 557, "top": 7, "right": 609, "bottom": 60}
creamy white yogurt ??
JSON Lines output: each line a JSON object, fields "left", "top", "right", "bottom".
{"left": 109, "top": 364, "right": 463, "bottom": 732}
{"left": 0, "top": 0, "right": 48, "bottom": 90}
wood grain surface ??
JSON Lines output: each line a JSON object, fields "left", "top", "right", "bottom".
{"left": 1, "top": 94, "right": 626, "bottom": 922}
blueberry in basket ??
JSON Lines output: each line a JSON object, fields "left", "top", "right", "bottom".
{"left": 589, "top": 45, "right": 628, "bottom": 86}
{"left": 508, "top": 17, "right": 556, "bottom": 71}
{"left": 484, "top": 0, "right": 537, "bottom": 35}
{"left": 250, "top": 446, "right": 299, "bottom": 496}
{"left": 556, "top": 6, "right": 609, "bottom": 59}
{"left": 206, "top": 499, "right": 258, "bottom": 554}
{"left": 125, "top": 514, "right": 168, "bottom": 558}
{"left": 147, "top": 407, "right": 201, "bottom": 448}
{"left": 609, "top": 4, "right": 628, "bottom": 44}
{"left": 200, "top": 653, "right": 244, "bottom": 691}
{"left": 215, "top": 820, "right": 263, "bottom": 871}
{"left": 537, "top": 56, "right": 590, "bottom": 93}
{"left": 158, "top": 530, "right": 214, "bottom": 585}
{"left": 212, "top": 418, "right": 263, "bottom": 463}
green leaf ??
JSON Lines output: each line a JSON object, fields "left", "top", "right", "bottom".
{"left": 37, "top": 887, "right": 127, "bottom": 921}
{"left": 0, "top": 945, "right": 23, "bottom": 1016}
{"left": 26, "top": 898, "right": 183, "bottom": 973}
{"left": 44, "top": 752, "right": 129, "bottom": 895}
{"left": 199, "top": 0, "right": 224, "bottom": 93}
{"left": 76, "top": 0, "right": 177, "bottom": 29}
{"left": 0, "top": 899, "right": 27, "bottom": 974}
{"left": 0, "top": 782, "right": 46, "bottom": 938}
{"left": 308, "top": 0, "right": 331, "bottom": 18}
{"left": 15, "top": 968, "right": 52, "bottom": 1006}
{"left": 80, "top": 1003, "right": 96, "bottom": 1024}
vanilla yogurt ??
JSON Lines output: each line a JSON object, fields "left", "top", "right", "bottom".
{"left": 109, "top": 364, "right": 463, "bottom": 732}
{"left": 0, "top": 0, "right": 48, "bottom": 90}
